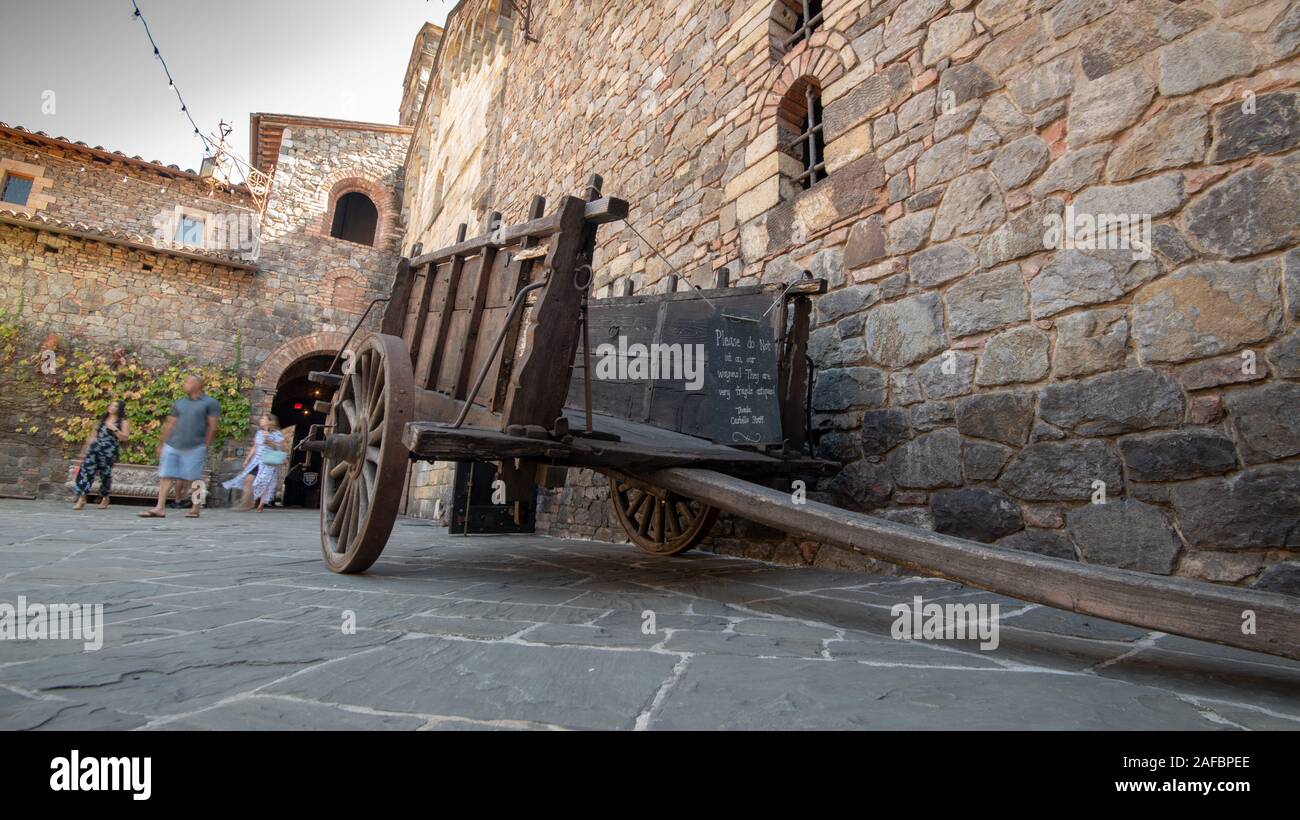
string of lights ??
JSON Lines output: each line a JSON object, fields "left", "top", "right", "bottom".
{"left": 129, "top": 0, "right": 211, "bottom": 152}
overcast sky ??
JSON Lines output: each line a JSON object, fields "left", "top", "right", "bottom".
{"left": 0, "top": 0, "right": 453, "bottom": 173}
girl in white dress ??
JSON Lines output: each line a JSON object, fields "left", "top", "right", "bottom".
{"left": 223, "top": 414, "right": 287, "bottom": 512}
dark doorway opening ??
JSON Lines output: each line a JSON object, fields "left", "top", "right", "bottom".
{"left": 329, "top": 192, "right": 378, "bottom": 246}
{"left": 450, "top": 461, "right": 536, "bottom": 534}
{"left": 270, "top": 354, "right": 336, "bottom": 508}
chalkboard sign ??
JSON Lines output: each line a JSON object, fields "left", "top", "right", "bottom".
{"left": 704, "top": 311, "right": 783, "bottom": 445}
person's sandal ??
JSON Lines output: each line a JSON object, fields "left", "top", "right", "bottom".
{"left": 98, "top": 497, "right": 110, "bottom": 509}
{"left": 72, "top": 496, "right": 86, "bottom": 510}
{"left": 137, "top": 509, "right": 165, "bottom": 518}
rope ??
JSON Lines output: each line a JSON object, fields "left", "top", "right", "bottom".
{"left": 620, "top": 218, "right": 717, "bottom": 311}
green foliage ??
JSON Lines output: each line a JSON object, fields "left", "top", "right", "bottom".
{"left": 49, "top": 352, "right": 253, "bottom": 465}
{"left": 1, "top": 299, "right": 254, "bottom": 463}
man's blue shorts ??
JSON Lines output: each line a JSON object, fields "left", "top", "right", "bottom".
{"left": 159, "top": 444, "right": 206, "bottom": 481}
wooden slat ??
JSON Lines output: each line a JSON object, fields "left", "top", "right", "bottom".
{"left": 437, "top": 309, "right": 472, "bottom": 393}
{"left": 467, "top": 306, "right": 508, "bottom": 406}
{"left": 424, "top": 224, "right": 469, "bottom": 391}
{"left": 414, "top": 259, "right": 453, "bottom": 386}
{"left": 453, "top": 212, "right": 502, "bottom": 400}
{"left": 646, "top": 468, "right": 1300, "bottom": 661}
{"left": 413, "top": 385, "right": 497, "bottom": 429}
{"left": 401, "top": 262, "right": 436, "bottom": 368}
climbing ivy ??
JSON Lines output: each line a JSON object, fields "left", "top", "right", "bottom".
{"left": 0, "top": 301, "right": 252, "bottom": 465}
{"left": 49, "top": 352, "right": 253, "bottom": 465}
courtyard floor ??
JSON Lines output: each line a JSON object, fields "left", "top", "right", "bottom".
{"left": 0, "top": 498, "right": 1297, "bottom": 730}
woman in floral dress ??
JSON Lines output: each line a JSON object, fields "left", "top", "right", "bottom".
{"left": 72, "top": 400, "right": 130, "bottom": 509}
{"left": 223, "top": 414, "right": 287, "bottom": 512}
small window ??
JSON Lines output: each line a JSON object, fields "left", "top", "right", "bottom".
{"left": 1, "top": 174, "right": 33, "bottom": 206}
{"left": 782, "top": 0, "right": 824, "bottom": 50}
{"left": 779, "top": 79, "right": 827, "bottom": 192}
{"left": 330, "top": 191, "right": 378, "bottom": 246}
{"left": 175, "top": 214, "right": 206, "bottom": 246}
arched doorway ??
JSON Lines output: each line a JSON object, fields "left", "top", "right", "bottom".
{"left": 253, "top": 332, "right": 350, "bottom": 509}
{"left": 271, "top": 354, "right": 336, "bottom": 508}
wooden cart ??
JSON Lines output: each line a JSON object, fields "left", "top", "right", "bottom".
{"left": 304, "top": 176, "right": 827, "bottom": 571}
{"left": 303, "top": 176, "right": 1300, "bottom": 662}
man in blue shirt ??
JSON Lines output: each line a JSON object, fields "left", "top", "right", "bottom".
{"left": 138, "top": 374, "right": 220, "bottom": 519}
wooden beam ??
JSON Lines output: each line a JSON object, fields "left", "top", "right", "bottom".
{"left": 491, "top": 195, "right": 548, "bottom": 411}
{"left": 402, "top": 422, "right": 833, "bottom": 476}
{"left": 380, "top": 257, "right": 414, "bottom": 336}
{"left": 645, "top": 468, "right": 1300, "bottom": 661}
{"left": 501, "top": 195, "right": 591, "bottom": 428}
{"left": 583, "top": 196, "right": 629, "bottom": 224}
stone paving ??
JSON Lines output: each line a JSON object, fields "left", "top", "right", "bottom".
{"left": 1, "top": 499, "right": 1298, "bottom": 731}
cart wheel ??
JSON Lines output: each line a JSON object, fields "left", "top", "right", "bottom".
{"left": 319, "top": 333, "right": 413, "bottom": 574}
{"left": 608, "top": 475, "right": 719, "bottom": 556}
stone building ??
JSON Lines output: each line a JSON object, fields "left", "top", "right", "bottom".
{"left": 0, "top": 113, "right": 410, "bottom": 498}
{"left": 396, "top": 0, "right": 1300, "bottom": 589}
{"left": 1, "top": 0, "right": 1297, "bottom": 589}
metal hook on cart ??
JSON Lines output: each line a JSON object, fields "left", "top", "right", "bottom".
{"left": 573, "top": 263, "right": 593, "bottom": 291}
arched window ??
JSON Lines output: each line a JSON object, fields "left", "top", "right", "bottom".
{"left": 329, "top": 191, "right": 378, "bottom": 246}
{"left": 778, "top": 78, "right": 826, "bottom": 194}
{"left": 778, "top": 0, "right": 823, "bottom": 51}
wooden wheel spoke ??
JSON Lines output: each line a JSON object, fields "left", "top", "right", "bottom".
{"left": 349, "top": 365, "right": 364, "bottom": 412}
{"left": 341, "top": 398, "right": 358, "bottom": 428}
{"left": 363, "top": 461, "right": 377, "bottom": 502}
{"left": 329, "top": 479, "right": 352, "bottom": 535}
{"left": 609, "top": 476, "right": 718, "bottom": 557}
{"left": 327, "top": 472, "right": 350, "bottom": 513}
{"left": 367, "top": 364, "right": 386, "bottom": 416}
{"left": 664, "top": 499, "right": 682, "bottom": 539}
{"left": 627, "top": 490, "right": 649, "bottom": 520}
{"left": 637, "top": 499, "right": 655, "bottom": 536}
{"left": 355, "top": 467, "right": 371, "bottom": 526}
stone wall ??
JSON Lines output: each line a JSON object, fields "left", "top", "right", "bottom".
{"left": 401, "top": 0, "right": 1300, "bottom": 590}
{"left": 0, "top": 120, "right": 409, "bottom": 497}
{"left": 249, "top": 123, "right": 410, "bottom": 408}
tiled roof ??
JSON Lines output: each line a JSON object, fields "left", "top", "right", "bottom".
{"left": 0, "top": 122, "right": 204, "bottom": 178}
{"left": 0, "top": 207, "right": 257, "bottom": 271}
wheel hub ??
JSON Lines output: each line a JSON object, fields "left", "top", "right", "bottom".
{"left": 302, "top": 431, "right": 364, "bottom": 463}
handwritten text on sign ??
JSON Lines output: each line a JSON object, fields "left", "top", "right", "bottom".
{"left": 705, "top": 313, "right": 782, "bottom": 444}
